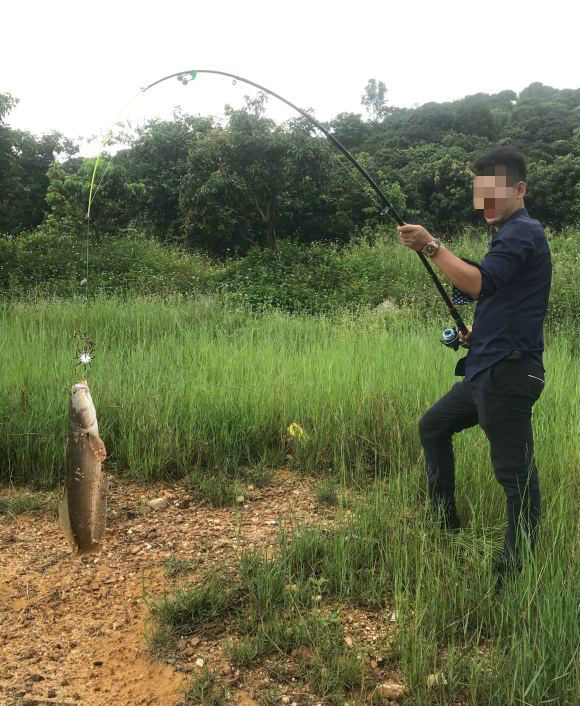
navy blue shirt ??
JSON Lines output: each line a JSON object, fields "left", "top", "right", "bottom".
{"left": 463, "top": 207, "right": 552, "bottom": 381}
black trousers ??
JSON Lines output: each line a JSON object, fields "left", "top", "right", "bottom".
{"left": 419, "top": 356, "right": 545, "bottom": 569}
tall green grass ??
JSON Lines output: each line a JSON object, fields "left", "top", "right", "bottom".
{"left": 1, "top": 296, "right": 577, "bottom": 491}
{"left": 2, "top": 296, "right": 578, "bottom": 703}
{"left": 148, "top": 465, "right": 579, "bottom": 704}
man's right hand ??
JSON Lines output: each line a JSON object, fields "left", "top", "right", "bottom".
{"left": 458, "top": 325, "right": 472, "bottom": 343}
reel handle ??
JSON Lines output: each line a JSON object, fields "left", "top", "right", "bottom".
{"left": 441, "top": 327, "right": 471, "bottom": 351}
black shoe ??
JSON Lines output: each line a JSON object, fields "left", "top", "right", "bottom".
{"left": 438, "top": 511, "right": 462, "bottom": 533}
{"left": 426, "top": 515, "right": 462, "bottom": 534}
{"left": 492, "top": 558, "right": 521, "bottom": 594}
{"left": 444, "top": 517, "right": 463, "bottom": 533}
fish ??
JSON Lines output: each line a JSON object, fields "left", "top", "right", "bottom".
{"left": 59, "top": 380, "right": 108, "bottom": 554}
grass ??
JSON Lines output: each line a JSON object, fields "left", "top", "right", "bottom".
{"left": 1, "top": 296, "right": 577, "bottom": 489}
{"left": 162, "top": 556, "right": 197, "bottom": 579}
{"left": 148, "top": 472, "right": 579, "bottom": 705}
{"left": 186, "top": 468, "right": 246, "bottom": 508}
{"left": 183, "top": 665, "right": 230, "bottom": 706}
{"left": 2, "top": 295, "right": 578, "bottom": 703}
{"left": 314, "top": 475, "right": 341, "bottom": 507}
{"left": 2, "top": 228, "right": 578, "bottom": 328}
{"left": 0, "top": 492, "right": 58, "bottom": 515}
{"left": 147, "top": 568, "right": 242, "bottom": 634}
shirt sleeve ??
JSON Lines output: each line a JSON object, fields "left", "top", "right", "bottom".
{"left": 478, "top": 223, "right": 537, "bottom": 298}
{"left": 451, "top": 258, "right": 482, "bottom": 303}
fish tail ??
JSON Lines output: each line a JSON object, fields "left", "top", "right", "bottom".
{"left": 58, "top": 487, "right": 78, "bottom": 552}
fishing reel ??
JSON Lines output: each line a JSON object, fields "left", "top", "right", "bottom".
{"left": 441, "top": 327, "right": 471, "bottom": 351}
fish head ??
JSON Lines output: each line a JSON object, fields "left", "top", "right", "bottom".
{"left": 70, "top": 380, "right": 98, "bottom": 431}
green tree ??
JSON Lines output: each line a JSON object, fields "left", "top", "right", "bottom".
{"left": 500, "top": 83, "right": 580, "bottom": 156}
{"left": 44, "top": 156, "right": 146, "bottom": 236}
{"left": 391, "top": 144, "right": 477, "bottom": 232}
{"left": 0, "top": 93, "right": 77, "bottom": 233}
{"left": 361, "top": 79, "right": 390, "bottom": 122}
{"left": 327, "top": 112, "right": 371, "bottom": 150}
{"left": 179, "top": 107, "right": 343, "bottom": 255}
{"left": 124, "top": 111, "right": 214, "bottom": 240}
{"left": 527, "top": 154, "right": 580, "bottom": 228}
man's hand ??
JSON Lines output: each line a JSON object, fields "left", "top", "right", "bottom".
{"left": 458, "top": 325, "right": 472, "bottom": 344}
{"left": 397, "top": 224, "right": 433, "bottom": 252}
{"left": 398, "top": 226, "right": 483, "bottom": 300}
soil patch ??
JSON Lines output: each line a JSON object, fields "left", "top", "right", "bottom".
{"left": 1, "top": 469, "right": 365, "bottom": 705}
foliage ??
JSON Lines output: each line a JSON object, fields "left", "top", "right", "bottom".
{"left": 327, "top": 112, "right": 371, "bottom": 150}
{"left": 527, "top": 154, "right": 580, "bottom": 227}
{"left": 1, "top": 228, "right": 578, "bottom": 333}
{"left": 178, "top": 105, "right": 346, "bottom": 255}
{"left": 358, "top": 83, "right": 580, "bottom": 230}
{"left": 0, "top": 82, "right": 579, "bottom": 251}
{"left": 125, "top": 112, "right": 214, "bottom": 241}
{"left": 377, "top": 142, "right": 477, "bottom": 232}
{"left": 0, "top": 92, "right": 77, "bottom": 233}
{"left": 44, "top": 156, "right": 146, "bottom": 236}
{"left": 0, "top": 231, "right": 213, "bottom": 297}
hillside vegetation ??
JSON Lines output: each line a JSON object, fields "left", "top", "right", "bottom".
{"left": 1, "top": 82, "right": 579, "bottom": 254}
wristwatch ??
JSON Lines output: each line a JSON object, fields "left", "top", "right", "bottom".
{"left": 422, "top": 238, "right": 441, "bottom": 257}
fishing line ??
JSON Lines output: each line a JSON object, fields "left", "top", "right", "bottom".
{"left": 75, "top": 91, "right": 144, "bottom": 373}
{"left": 82, "top": 67, "right": 469, "bottom": 367}
{"left": 151, "top": 70, "right": 468, "bottom": 335}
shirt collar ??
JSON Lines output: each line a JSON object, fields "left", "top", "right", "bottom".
{"left": 491, "top": 207, "right": 528, "bottom": 240}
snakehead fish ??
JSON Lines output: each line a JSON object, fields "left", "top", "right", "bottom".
{"left": 59, "top": 380, "right": 107, "bottom": 553}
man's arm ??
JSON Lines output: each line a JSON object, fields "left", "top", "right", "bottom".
{"left": 397, "top": 224, "right": 482, "bottom": 299}
{"left": 430, "top": 245, "right": 482, "bottom": 300}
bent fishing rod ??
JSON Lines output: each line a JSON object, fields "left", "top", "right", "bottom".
{"left": 104, "top": 69, "right": 470, "bottom": 347}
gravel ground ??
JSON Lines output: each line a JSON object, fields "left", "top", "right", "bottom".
{"left": 1, "top": 469, "right": 401, "bottom": 706}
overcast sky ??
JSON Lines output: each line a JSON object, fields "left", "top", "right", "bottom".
{"left": 3, "top": 0, "right": 578, "bottom": 155}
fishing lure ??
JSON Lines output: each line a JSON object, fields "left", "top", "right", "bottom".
{"left": 73, "top": 330, "right": 95, "bottom": 370}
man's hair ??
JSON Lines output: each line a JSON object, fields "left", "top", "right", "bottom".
{"left": 471, "top": 146, "right": 527, "bottom": 184}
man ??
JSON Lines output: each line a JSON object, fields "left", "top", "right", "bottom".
{"left": 397, "top": 146, "right": 552, "bottom": 590}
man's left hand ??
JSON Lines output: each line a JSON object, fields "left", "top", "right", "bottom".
{"left": 397, "top": 224, "right": 433, "bottom": 252}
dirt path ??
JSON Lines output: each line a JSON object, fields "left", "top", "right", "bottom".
{"left": 1, "top": 469, "right": 358, "bottom": 706}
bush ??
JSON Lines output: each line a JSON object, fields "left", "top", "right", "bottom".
{"left": 1, "top": 227, "right": 578, "bottom": 330}
{"left": 0, "top": 231, "right": 213, "bottom": 298}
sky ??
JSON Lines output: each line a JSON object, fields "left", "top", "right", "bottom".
{"left": 2, "top": 0, "right": 579, "bottom": 155}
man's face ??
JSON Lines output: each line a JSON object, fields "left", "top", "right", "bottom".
{"left": 473, "top": 167, "right": 525, "bottom": 226}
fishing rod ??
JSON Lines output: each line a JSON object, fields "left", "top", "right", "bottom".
{"left": 90, "top": 68, "right": 470, "bottom": 348}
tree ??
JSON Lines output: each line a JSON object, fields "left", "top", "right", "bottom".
{"left": 386, "top": 143, "right": 478, "bottom": 232}
{"left": 0, "top": 93, "right": 18, "bottom": 124}
{"left": 44, "top": 156, "right": 146, "bottom": 236}
{"left": 179, "top": 107, "right": 354, "bottom": 255}
{"left": 361, "top": 79, "right": 390, "bottom": 122}
{"left": 527, "top": 154, "right": 580, "bottom": 228}
{"left": 327, "top": 112, "right": 371, "bottom": 150}
{"left": 124, "top": 112, "right": 214, "bottom": 240}
{"left": 0, "top": 93, "right": 77, "bottom": 233}
{"left": 4, "top": 81, "right": 577, "bottom": 243}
